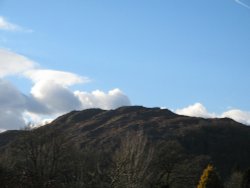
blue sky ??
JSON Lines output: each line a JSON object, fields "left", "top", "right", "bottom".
{"left": 0, "top": 0, "right": 250, "bottom": 130}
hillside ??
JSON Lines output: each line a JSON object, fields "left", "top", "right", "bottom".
{"left": 1, "top": 106, "right": 250, "bottom": 187}
{"left": 40, "top": 106, "right": 247, "bottom": 146}
{"left": 47, "top": 106, "right": 250, "bottom": 177}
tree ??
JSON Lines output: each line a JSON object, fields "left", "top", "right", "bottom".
{"left": 110, "top": 131, "right": 154, "bottom": 188}
{"left": 225, "top": 171, "right": 243, "bottom": 188}
{"left": 197, "top": 164, "right": 224, "bottom": 188}
{"left": 241, "top": 168, "right": 250, "bottom": 188}
{"left": 1, "top": 128, "right": 112, "bottom": 188}
{"left": 150, "top": 140, "right": 186, "bottom": 188}
{"left": 13, "top": 129, "right": 69, "bottom": 188}
{"left": 59, "top": 146, "right": 110, "bottom": 188}
{"left": 0, "top": 147, "right": 20, "bottom": 187}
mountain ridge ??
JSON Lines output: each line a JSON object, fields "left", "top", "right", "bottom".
{"left": 0, "top": 105, "right": 245, "bottom": 149}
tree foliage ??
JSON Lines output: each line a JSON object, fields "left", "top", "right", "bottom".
{"left": 197, "top": 164, "right": 224, "bottom": 188}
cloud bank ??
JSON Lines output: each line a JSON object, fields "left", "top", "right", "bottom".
{"left": 0, "top": 49, "right": 131, "bottom": 130}
{"left": 176, "top": 103, "right": 250, "bottom": 125}
{"left": 1, "top": 49, "right": 249, "bottom": 130}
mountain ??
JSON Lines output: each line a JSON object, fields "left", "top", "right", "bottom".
{"left": 1, "top": 106, "right": 250, "bottom": 187}
{"left": 49, "top": 106, "right": 250, "bottom": 176}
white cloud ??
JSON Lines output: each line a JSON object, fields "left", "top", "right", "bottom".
{"left": 25, "top": 69, "right": 88, "bottom": 88}
{"left": 0, "top": 48, "right": 35, "bottom": 77}
{"left": 0, "top": 16, "right": 19, "bottom": 31}
{"left": 25, "top": 69, "right": 90, "bottom": 114}
{"left": 31, "top": 81, "right": 82, "bottom": 113}
{"left": 75, "top": 88, "right": 131, "bottom": 110}
{"left": 235, "top": 0, "right": 250, "bottom": 9}
{"left": 176, "top": 103, "right": 250, "bottom": 125}
{"left": 25, "top": 69, "right": 88, "bottom": 101}
{"left": 0, "top": 48, "right": 249, "bottom": 130}
{"left": 221, "top": 109, "right": 250, "bottom": 125}
{"left": 0, "top": 49, "right": 131, "bottom": 130}
{"left": 0, "top": 16, "right": 32, "bottom": 32}
{"left": 23, "top": 111, "right": 54, "bottom": 127}
{"left": 4, "top": 49, "right": 248, "bottom": 130}
{"left": 176, "top": 103, "right": 215, "bottom": 118}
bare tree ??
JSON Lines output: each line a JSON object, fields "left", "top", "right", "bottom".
{"left": 59, "top": 146, "right": 110, "bottom": 188}
{"left": 150, "top": 140, "right": 186, "bottom": 188}
{"left": 111, "top": 131, "right": 154, "bottom": 188}
{"left": 15, "top": 129, "right": 68, "bottom": 188}
{"left": 225, "top": 171, "right": 243, "bottom": 188}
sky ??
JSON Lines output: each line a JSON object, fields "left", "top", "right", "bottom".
{"left": 0, "top": 0, "right": 250, "bottom": 131}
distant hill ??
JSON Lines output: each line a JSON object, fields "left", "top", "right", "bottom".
{"left": 1, "top": 106, "right": 250, "bottom": 187}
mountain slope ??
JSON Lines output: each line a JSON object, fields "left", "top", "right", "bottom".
{"left": 1, "top": 106, "right": 250, "bottom": 180}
